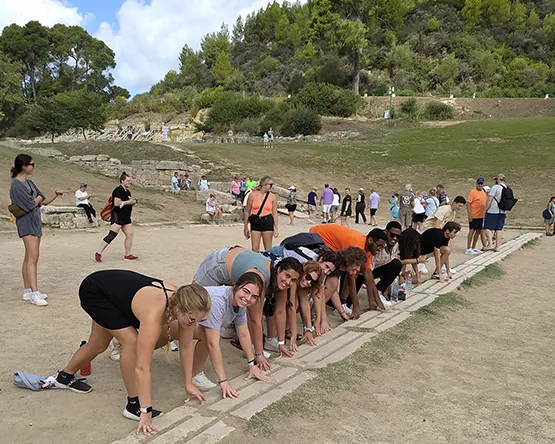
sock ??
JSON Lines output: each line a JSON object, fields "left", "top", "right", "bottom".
{"left": 24, "top": 288, "right": 31, "bottom": 293}
{"left": 127, "top": 396, "right": 139, "bottom": 405}
{"left": 57, "top": 370, "right": 74, "bottom": 381}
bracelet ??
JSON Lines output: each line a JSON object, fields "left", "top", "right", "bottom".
{"left": 338, "top": 310, "right": 345, "bottom": 315}
{"left": 247, "top": 358, "right": 257, "bottom": 366}
{"left": 304, "top": 326, "right": 315, "bottom": 333}
{"left": 278, "top": 340, "right": 285, "bottom": 346}
{"left": 217, "top": 378, "right": 228, "bottom": 385}
{"left": 255, "top": 351, "right": 264, "bottom": 357}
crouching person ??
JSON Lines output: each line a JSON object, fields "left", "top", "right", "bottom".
{"left": 192, "top": 272, "right": 269, "bottom": 398}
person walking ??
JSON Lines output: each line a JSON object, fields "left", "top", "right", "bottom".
{"left": 75, "top": 183, "right": 96, "bottom": 223}
{"left": 243, "top": 176, "right": 279, "bottom": 252}
{"left": 355, "top": 188, "right": 367, "bottom": 224}
{"left": 466, "top": 178, "right": 487, "bottom": 254}
{"left": 95, "top": 172, "right": 138, "bottom": 263}
{"left": 412, "top": 191, "right": 427, "bottom": 232}
{"left": 544, "top": 196, "right": 555, "bottom": 236}
{"left": 398, "top": 184, "right": 415, "bottom": 230}
{"left": 307, "top": 188, "right": 318, "bottom": 221}
{"left": 330, "top": 188, "right": 341, "bottom": 223}
{"left": 286, "top": 186, "right": 297, "bottom": 225}
{"left": 161, "top": 122, "right": 169, "bottom": 142}
{"left": 9, "top": 154, "right": 64, "bottom": 306}
{"left": 369, "top": 189, "right": 380, "bottom": 226}
{"left": 320, "top": 184, "right": 334, "bottom": 223}
{"left": 389, "top": 193, "right": 399, "bottom": 221}
{"left": 340, "top": 188, "right": 352, "bottom": 226}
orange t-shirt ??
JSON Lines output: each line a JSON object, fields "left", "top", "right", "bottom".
{"left": 467, "top": 189, "right": 487, "bottom": 219}
{"left": 309, "top": 224, "right": 372, "bottom": 269}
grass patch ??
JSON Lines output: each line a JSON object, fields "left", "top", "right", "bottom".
{"left": 246, "top": 292, "right": 471, "bottom": 437}
{"left": 522, "top": 238, "right": 540, "bottom": 249}
{"left": 459, "top": 264, "right": 505, "bottom": 289}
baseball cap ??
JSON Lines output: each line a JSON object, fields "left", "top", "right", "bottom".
{"left": 476, "top": 177, "right": 484, "bottom": 184}
{"left": 288, "top": 185, "right": 296, "bottom": 190}
{"left": 494, "top": 173, "right": 506, "bottom": 180}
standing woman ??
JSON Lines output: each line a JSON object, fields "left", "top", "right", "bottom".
{"left": 389, "top": 193, "right": 400, "bottom": 221}
{"left": 54, "top": 271, "right": 211, "bottom": 435}
{"left": 340, "top": 188, "right": 352, "bottom": 226}
{"left": 9, "top": 154, "right": 64, "bottom": 306}
{"left": 95, "top": 172, "right": 138, "bottom": 263}
{"left": 286, "top": 186, "right": 297, "bottom": 226}
{"left": 355, "top": 188, "right": 367, "bottom": 224}
{"left": 330, "top": 188, "right": 341, "bottom": 223}
{"left": 243, "top": 176, "right": 279, "bottom": 252}
{"left": 544, "top": 196, "right": 555, "bottom": 236}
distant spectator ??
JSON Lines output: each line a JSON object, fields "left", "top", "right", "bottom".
{"left": 206, "top": 194, "right": 222, "bottom": 225}
{"left": 466, "top": 178, "right": 487, "bottom": 254}
{"left": 230, "top": 175, "right": 241, "bottom": 200}
{"left": 484, "top": 174, "right": 511, "bottom": 251}
{"left": 369, "top": 189, "right": 380, "bottom": 226}
{"left": 307, "top": 188, "right": 318, "bottom": 220}
{"left": 424, "top": 188, "right": 439, "bottom": 218}
{"left": 412, "top": 191, "right": 427, "bottom": 232}
{"left": 246, "top": 177, "right": 257, "bottom": 191}
{"left": 198, "top": 175, "right": 210, "bottom": 191}
{"left": 330, "top": 188, "right": 341, "bottom": 223}
{"left": 398, "top": 184, "right": 414, "bottom": 230}
{"left": 180, "top": 173, "right": 191, "bottom": 191}
{"left": 340, "top": 188, "right": 352, "bottom": 227}
{"left": 268, "top": 127, "right": 274, "bottom": 148}
{"left": 171, "top": 172, "right": 180, "bottom": 191}
{"left": 126, "top": 126, "right": 133, "bottom": 141}
{"left": 239, "top": 176, "right": 247, "bottom": 200}
{"left": 544, "top": 196, "right": 555, "bottom": 236}
{"left": 162, "top": 122, "right": 169, "bottom": 142}
{"left": 389, "top": 193, "right": 399, "bottom": 221}
{"left": 355, "top": 188, "right": 367, "bottom": 224}
{"left": 320, "top": 184, "right": 334, "bottom": 224}
{"left": 436, "top": 184, "right": 448, "bottom": 206}
{"left": 286, "top": 186, "right": 297, "bottom": 225}
{"left": 75, "top": 183, "right": 96, "bottom": 223}
{"left": 263, "top": 132, "right": 269, "bottom": 149}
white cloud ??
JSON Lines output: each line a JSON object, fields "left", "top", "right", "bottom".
{"left": 96, "top": 0, "right": 304, "bottom": 94}
{"left": 0, "top": 0, "right": 83, "bottom": 29}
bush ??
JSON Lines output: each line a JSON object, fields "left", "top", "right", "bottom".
{"left": 294, "top": 82, "right": 364, "bottom": 117}
{"left": 205, "top": 92, "right": 273, "bottom": 131}
{"left": 260, "top": 101, "right": 292, "bottom": 132}
{"left": 422, "top": 102, "right": 454, "bottom": 120}
{"left": 194, "top": 86, "right": 226, "bottom": 109}
{"left": 399, "top": 98, "right": 420, "bottom": 120}
{"left": 232, "top": 117, "right": 261, "bottom": 136}
{"left": 281, "top": 107, "right": 321, "bottom": 136}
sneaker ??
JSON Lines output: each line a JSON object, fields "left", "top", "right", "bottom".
{"left": 220, "top": 324, "right": 236, "bottom": 339}
{"left": 341, "top": 303, "right": 353, "bottom": 317}
{"left": 27, "top": 291, "right": 48, "bottom": 306}
{"left": 464, "top": 248, "right": 475, "bottom": 255}
{"left": 170, "top": 340, "right": 178, "bottom": 351}
{"left": 418, "top": 264, "right": 429, "bottom": 274}
{"left": 95, "top": 252, "right": 102, "bottom": 263}
{"left": 431, "top": 273, "right": 441, "bottom": 280}
{"left": 124, "top": 254, "right": 139, "bottom": 260}
{"left": 471, "top": 248, "right": 482, "bottom": 254}
{"left": 122, "top": 405, "right": 163, "bottom": 421}
{"left": 192, "top": 371, "right": 217, "bottom": 391}
{"left": 379, "top": 292, "right": 392, "bottom": 307}
{"left": 441, "top": 265, "right": 456, "bottom": 274}
{"left": 264, "top": 336, "right": 280, "bottom": 352}
{"left": 110, "top": 341, "right": 122, "bottom": 362}
{"left": 55, "top": 371, "right": 92, "bottom": 393}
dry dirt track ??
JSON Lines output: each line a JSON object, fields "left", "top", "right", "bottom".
{"left": 0, "top": 217, "right": 526, "bottom": 444}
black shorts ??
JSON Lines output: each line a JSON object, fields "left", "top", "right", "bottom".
{"left": 413, "top": 213, "right": 426, "bottom": 223}
{"left": 79, "top": 276, "right": 136, "bottom": 330}
{"left": 370, "top": 208, "right": 377, "bottom": 216}
{"left": 287, "top": 204, "right": 297, "bottom": 213}
{"left": 250, "top": 214, "right": 274, "bottom": 232}
{"left": 111, "top": 211, "right": 132, "bottom": 226}
{"left": 469, "top": 218, "right": 484, "bottom": 230}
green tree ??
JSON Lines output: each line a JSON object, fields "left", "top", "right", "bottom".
{"left": 0, "top": 54, "right": 25, "bottom": 126}
{"left": 527, "top": 7, "right": 540, "bottom": 27}
{"left": 430, "top": 55, "right": 461, "bottom": 93}
{"left": 213, "top": 52, "right": 234, "bottom": 84}
{"left": 510, "top": 0, "right": 527, "bottom": 31}
{"left": 200, "top": 24, "right": 232, "bottom": 68}
{"left": 21, "top": 96, "right": 71, "bottom": 142}
{"left": 232, "top": 16, "right": 244, "bottom": 43}
{"left": 461, "top": 0, "right": 482, "bottom": 28}
{"left": 179, "top": 44, "right": 213, "bottom": 88}
{"left": 65, "top": 90, "right": 107, "bottom": 138}
{"left": 484, "top": 0, "right": 511, "bottom": 26}
{"left": 309, "top": 0, "right": 341, "bottom": 51}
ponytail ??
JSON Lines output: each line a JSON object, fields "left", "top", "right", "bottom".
{"left": 11, "top": 154, "right": 33, "bottom": 178}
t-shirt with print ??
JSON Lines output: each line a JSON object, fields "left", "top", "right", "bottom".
{"left": 373, "top": 243, "right": 399, "bottom": 269}
{"left": 467, "top": 189, "right": 487, "bottom": 219}
{"left": 75, "top": 189, "right": 89, "bottom": 206}
{"left": 399, "top": 191, "right": 414, "bottom": 209}
{"left": 422, "top": 205, "right": 455, "bottom": 230}
{"left": 487, "top": 184, "right": 506, "bottom": 215}
{"left": 420, "top": 228, "right": 449, "bottom": 255}
{"left": 308, "top": 191, "right": 317, "bottom": 206}
{"left": 199, "top": 286, "right": 247, "bottom": 331}
{"left": 321, "top": 188, "right": 334, "bottom": 205}
{"left": 310, "top": 224, "right": 372, "bottom": 269}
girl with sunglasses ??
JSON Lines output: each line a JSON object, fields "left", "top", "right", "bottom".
{"left": 243, "top": 175, "right": 278, "bottom": 252}
{"left": 9, "top": 154, "right": 64, "bottom": 306}
{"left": 192, "top": 273, "right": 269, "bottom": 399}
{"left": 54, "top": 270, "right": 211, "bottom": 435}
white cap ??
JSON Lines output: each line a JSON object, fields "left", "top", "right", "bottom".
{"left": 288, "top": 186, "right": 296, "bottom": 190}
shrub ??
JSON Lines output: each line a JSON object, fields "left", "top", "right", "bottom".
{"left": 422, "top": 102, "right": 454, "bottom": 120}
{"left": 232, "top": 117, "right": 261, "bottom": 136}
{"left": 399, "top": 98, "right": 420, "bottom": 120}
{"left": 205, "top": 92, "right": 272, "bottom": 131}
{"left": 194, "top": 86, "right": 225, "bottom": 109}
{"left": 281, "top": 107, "right": 321, "bottom": 136}
{"left": 260, "top": 101, "right": 291, "bottom": 132}
{"left": 294, "top": 82, "right": 364, "bottom": 117}
{"left": 143, "top": 120, "right": 151, "bottom": 131}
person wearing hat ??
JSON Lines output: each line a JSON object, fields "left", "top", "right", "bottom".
{"left": 75, "top": 183, "right": 96, "bottom": 223}
{"left": 484, "top": 173, "right": 508, "bottom": 251}
{"left": 465, "top": 177, "right": 487, "bottom": 254}
{"left": 286, "top": 186, "right": 297, "bottom": 225}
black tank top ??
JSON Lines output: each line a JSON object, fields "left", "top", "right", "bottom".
{"left": 85, "top": 270, "right": 171, "bottom": 328}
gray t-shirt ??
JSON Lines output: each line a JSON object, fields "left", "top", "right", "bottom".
{"left": 9, "top": 178, "right": 45, "bottom": 238}
{"left": 200, "top": 286, "right": 247, "bottom": 330}
{"left": 399, "top": 191, "right": 414, "bottom": 209}
{"left": 487, "top": 184, "right": 506, "bottom": 215}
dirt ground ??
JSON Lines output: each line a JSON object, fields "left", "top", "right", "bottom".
{"left": 223, "top": 237, "right": 555, "bottom": 444}
{"left": 0, "top": 215, "right": 522, "bottom": 444}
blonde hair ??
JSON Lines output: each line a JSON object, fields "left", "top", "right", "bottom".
{"left": 257, "top": 175, "right": 272, "bottom": 190}
{"left": 302, "top": 261, "right": 324, "bottom": 298}
{"left": 429, "top": 187, "right": 437, "bottom": 196}
{"left": 164, "top": 283, "right": 211, "bottom": 358}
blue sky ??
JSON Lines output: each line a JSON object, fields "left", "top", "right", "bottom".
{"left": 0, "top": 0, "right": 289, "bottom": 95}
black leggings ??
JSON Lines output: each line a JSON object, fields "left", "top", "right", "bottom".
{"left": 78, "top": 204, "right": 96, "bottom": 221}
{"left": 355, "top": 202, "right": 367, "bottom": 224}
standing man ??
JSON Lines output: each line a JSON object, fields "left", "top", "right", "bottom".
{"left": 307, "top": 188, "right": 318, "bottom": 221}
{"left": 436, "top": 184, "right": 448, "bottom": 206}
{"left": 369, "top": 189, "right": 380, "bottom": 226}
{"left": 466, "top": 178, "right": 487, "bottom": 254}
{"left": 320, "top": 184, "right": 334, "bottom": 224}
{"left": 239, "top": 176, "right": 247, "bottom": 201}
{"left": 75, "top": 183, "right": 96, "bottom": 224}
{"left": 171, "top": 172, "right": 180, "bottom": 191}
{"left": 246, "top": 177, "right": 257, "bottom": 191}
{"left": 268, "top": 127, "right": 274, "bottom": 149}
{"left": 484, "top": 174, "right": 514, "bottom": 252}
{"left": 422, "top": 196, "right": 466, "bottom": 230}
{"left": 398, "top": 184, "right": 415, "bottom": 230}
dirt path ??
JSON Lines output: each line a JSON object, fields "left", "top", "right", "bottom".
{"left": 222, "top": 238, "right": 555, "bottom": 444}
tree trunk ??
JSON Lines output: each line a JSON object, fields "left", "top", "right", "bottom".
{"left": 352, "top": 48, "right": 362, "bottom": 94}
{"left": 82, "top": 128, "right": 87, "bottom": 140}
{"left": 51, "top": 132, "right": 55, "bottom": 143}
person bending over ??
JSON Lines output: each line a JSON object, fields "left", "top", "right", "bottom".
{"left": 419, "top": 221, "right": 461, "bottom": 282}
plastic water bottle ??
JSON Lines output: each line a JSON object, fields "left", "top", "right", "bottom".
{"left": 406, "top": 271, "right": 413, "bottom": 298}
{"left": 391, "top": 279, "right": 399, "bottom": 303}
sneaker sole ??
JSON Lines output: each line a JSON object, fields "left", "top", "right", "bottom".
{"left": 54, "top": 381, "right": 92, "bottom": 393}
{"left": 193, "top": 383, "right": 217, "bottom": 392}
{"left": 122, "top": 408, "right": 164, "bottom": 421}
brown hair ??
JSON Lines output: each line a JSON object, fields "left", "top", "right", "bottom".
{"left": 443, "top": 221, "right": 462, "bottom": 233}
{"left": 164, "top": 283, "right": 211, "bottom": 358}
{"left": 256, "top": 175, "right": 272, "bottom": 190}
{"left": 302, "top": 261, "right": 324, "bottom": 298}
{"left": 233, "top": 272, "right": 264, "bottom": 300}
{"left": 339, "top": 246, "right": 367, "bottom": 269}
{"left": 119, "top": 172, "right": 130, "bottom": 183}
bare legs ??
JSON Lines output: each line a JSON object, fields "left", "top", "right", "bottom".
{"left": 121, "top": 224, "right": 134, "bottom": 256}
{"left": 97, "top": 223, "right": 122, "bottom": 254}
{"left": 22, "top": 235, "right": 41, "bottom": 292}
{"left": 63, "top": 321, "right": 113, "bottom": 375}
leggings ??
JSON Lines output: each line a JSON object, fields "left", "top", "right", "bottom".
{"left": 355, "top": 202, "right": 367, "bottom": 224}
{"left": 78, "top": 204, "right": 96, "bottom": 221}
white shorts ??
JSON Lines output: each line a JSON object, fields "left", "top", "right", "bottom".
{"left": 322, "top": 204, "right": 332, "bottom": 213}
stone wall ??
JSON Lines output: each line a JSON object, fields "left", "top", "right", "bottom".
{"left": 41, "top": 206, "right": 100, "bottom": 229}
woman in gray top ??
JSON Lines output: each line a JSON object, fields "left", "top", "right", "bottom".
{"left": 9, "top": 154, "right": 63, "bottom": 306}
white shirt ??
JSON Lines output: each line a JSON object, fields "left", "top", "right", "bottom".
{"left": 413, "top": 198, "right": 425, "bottom": 214}
{"left": 487, "top": 184, "right": 506, "bottom": 214}
{"left": 171, "top": 176, "right": 180, "bottom": 190}
{"left": 75, "top": 190, "right": 89, "bottom": 206}
{"left": 199, "top": 179, "right": 209, "bottom": 191}
{"left": 332, "top": 194, "right": 340, "bottom": 206}
{"left": 206, "top": 198, "right": 216, "bottom": 213}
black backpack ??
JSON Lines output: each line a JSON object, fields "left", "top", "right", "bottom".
{"left": 280, "top": 232, "right": 329, "bottom": 261}
{"left": 497, "top": 185, "right": 518, "bottom": 211}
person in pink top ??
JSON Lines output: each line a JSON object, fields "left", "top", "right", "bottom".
{"left": 369, "top": 189, "right": 380, "bottom": 226}
{"left": 320, "top": 184, "right": 334, "bottom": 223}
{"left": 230, "top": 176, "right": 241, "bottom": 202}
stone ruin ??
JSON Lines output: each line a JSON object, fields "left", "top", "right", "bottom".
{"left": 41, "top": 205, "right": 100, "bottom": 229}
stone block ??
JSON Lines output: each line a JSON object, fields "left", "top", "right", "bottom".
{"left": 69, "top": 156, "right": 83, "bottom": 162}
{"left": 347, "top": 309, "right": 381, "bottom": 327}
{"left": 81, "top": 155, "right": 98, "bottom": 161}
{"left": 195, "top": 189, "right": 236, "bottom": 205}
{"left": 297, "top": 331, "right": 363, "bottom": 367}
{"left": 109, "top": 158, "right": 121, "bottom": 164}
{"left": 407, "top": 294, "right": 440, "bottom": 312}
{"left": 146, "top": 414, "right": 214, "bottom": 444}
{"left": 357, "top": 310, "right": 399, "bottom": 329}
{"left": 310, "top": 333, "right": 376, "bottom": 369}
{"left": 186, "top": 421, "right": 235, "bottom": 444}
{"left": 41, "top": 206, "right": 100, "bottom": 229}
{"left": 375, "top": 311, "right": 412, "bottom": 332}
{"left": 393, "top": 292, "right": 431, "bottom": 311}
{"left": 218, "top": 204, "right": 242, "bottom": 214}
{"left": 96, "top": 154, "right": 110, "bottom": 161}
{"left": 155, "top": 160, "right": 186, "bottom": 170}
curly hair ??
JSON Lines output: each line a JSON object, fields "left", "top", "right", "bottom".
{"left": 399, "top": 227, "right": 421, "bottom": 260}
{"left": 339, "top": 246, "right": 367, "bottom": 269}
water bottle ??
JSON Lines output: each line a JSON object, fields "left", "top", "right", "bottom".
{"left": 390, "top": 279, "right": 399, "bottom": 303}
{"left": 80, "top": 340, "right": 92, "bottom": 376}
{"left": 406, "top": 271, "right": 413, "bottom": 298}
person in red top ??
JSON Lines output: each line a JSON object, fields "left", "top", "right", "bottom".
{"left": 466, "top": 177, "right": 487, "bottom": 254}
{"left": 309, "top": 224, "right": 388, "bottom": 318}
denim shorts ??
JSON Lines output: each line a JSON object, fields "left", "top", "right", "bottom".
{"left": 193, "top": 247, "right": 232, "bottom": 286}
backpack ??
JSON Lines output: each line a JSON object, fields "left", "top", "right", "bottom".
{"left": 100, "top": 196, "right": 113, "bottom": 222}
{"left": 497, "top": 185, "right": 518, "bottom": 211}
{"left": 280, "top": 232, "right": 329, "bottom": 260}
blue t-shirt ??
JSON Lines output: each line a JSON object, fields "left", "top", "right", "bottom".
{"left": 308, "top": 191, "right": 317, "bottom": 206}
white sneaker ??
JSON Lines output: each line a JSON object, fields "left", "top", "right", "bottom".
{"left": 264, "top": 337, "right": 280, "bottom": 352}
{"left": 192, "top": 372, "right": 217, "bottom": 391}
{"left": 472, "top": 248, "right": 482, "bottom": 254}
{"left": 23, "top": 291, "right": 48, "bottom": 301}
{"left": 27, "top": 291, "right": 48, "bottom": 306}
{"left": 110, "top": 342, "right": 122, "bottom": 362}
{"left": 441, "top": 265, "right": 456, "bottom": 274}
{"left": 220, "top": 324, "right": 236, "bottom": 339}
{"left": 418, "top": 264, "right": 429, "bottom": 274}
{"left": 170, "top": 340, "right": 179, "bottom": 351}
{"left": 342, "top": 303, "right": 353, "bottom": 317}
{"left": 464, "top": 248, "right": 475, "bottom": 255}
{"left": 379, "top": 292, "right": 392, "bottom": 307}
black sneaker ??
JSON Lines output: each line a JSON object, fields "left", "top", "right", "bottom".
{"left": 55, "top": 371, "right": 92, "bottom": 393}
{"left": 122, "top": 405, "right": 163, "bottom": 421}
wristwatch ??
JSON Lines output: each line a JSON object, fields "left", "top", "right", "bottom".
{"left": 139, "top": 406, "right": 153, "bottom": 414}
{"left": 304, "top": 326, "right": 315, "bottom": 333}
